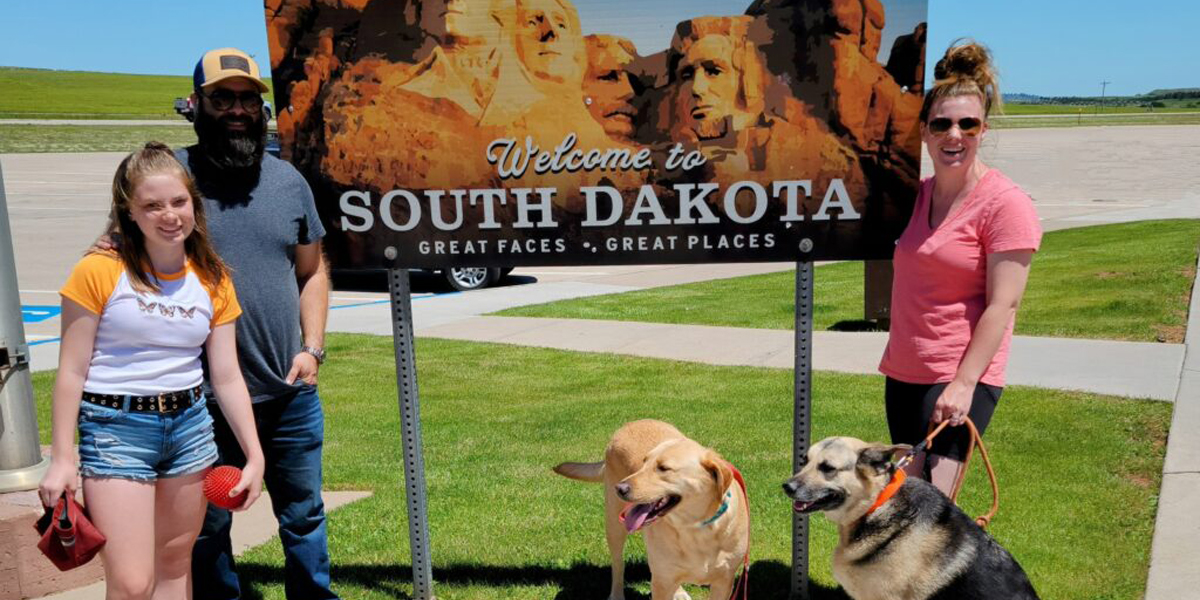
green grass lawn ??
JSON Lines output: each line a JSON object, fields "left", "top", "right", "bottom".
{"left": 499, "top": 220, "right": 1200, "bottom": 343}
{"left": 0, "top": 124, "right": 198, "bottom": 153}
{"left": 33, "top": 334, "right": 1169, "bottom": 599}
{"left": 991, "top": 113, "right": 1200, "bottom": 128}
{"left": 1003, "top": 103, "right": 1200, "bottom": 115}
{"left": 0, "top": 67, "right": 267, "bottom": 119}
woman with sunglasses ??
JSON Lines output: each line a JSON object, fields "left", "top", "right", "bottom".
{"left": 879, "top": 40, "right": 1042, "bottom": 496}
{"left": 39, "top": 142, "right": 264, "bottom": 599}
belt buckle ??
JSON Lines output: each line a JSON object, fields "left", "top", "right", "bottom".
{"left": 157, "top": 393, "right": 166, "bottom": 413}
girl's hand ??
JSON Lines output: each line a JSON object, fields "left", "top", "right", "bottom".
{"left": 229, "top": 456, "right": 265, "bottom": 512}
{"left": 38, "top": 460, "right": 79, "bottom": 508}
{"left": 931, "top": 380, "right": 974, "bottom": 427}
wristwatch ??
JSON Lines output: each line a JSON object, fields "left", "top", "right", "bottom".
{"left": 301, "top": 346, "right": 326, "bottom": 365}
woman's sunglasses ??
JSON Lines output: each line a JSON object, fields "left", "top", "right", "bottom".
{"left": 928, "top": 117, "right": 983, "bottom": 136}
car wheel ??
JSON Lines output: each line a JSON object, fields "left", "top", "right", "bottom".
{"left": 444, "top": 267, "right": 499, "bottom": 291}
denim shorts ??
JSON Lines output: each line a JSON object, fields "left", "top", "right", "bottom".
{"left": 77, "top": 396, "right": 218, "bottom": 481}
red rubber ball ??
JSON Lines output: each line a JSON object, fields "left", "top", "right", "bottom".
{"left": 204, "top": 466, "right": 248, "bottom": 510}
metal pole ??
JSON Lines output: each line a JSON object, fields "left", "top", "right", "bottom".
{"left": 791, "top": 260, "right": 813, "bottom": 600}
{"left": 387, "top": 268, "right": 436, "bottom": 599}
{"left": 0, "top": 159, "right": 51, "bottom": 492}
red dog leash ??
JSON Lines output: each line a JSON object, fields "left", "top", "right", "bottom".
{"left": 726, "top": 461, "right": 750, "bottom": 600}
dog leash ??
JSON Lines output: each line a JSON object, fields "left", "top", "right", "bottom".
{"left": 903, "top": 418, "right": 1000, "bottom": 528}
{"left": 725, "top": 461, "right": 750, "bottom": 600}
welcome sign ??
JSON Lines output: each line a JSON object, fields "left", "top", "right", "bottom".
{"left": 265, "top": 0, "right": 928, "bottom": 268}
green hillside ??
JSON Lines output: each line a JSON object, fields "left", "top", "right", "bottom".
{"left": 0, "top": 67, "right": 270, "bottom": 119}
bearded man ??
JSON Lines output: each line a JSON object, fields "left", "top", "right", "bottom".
{"left": 183, "top": 48, "right": 336, "bottom": 600}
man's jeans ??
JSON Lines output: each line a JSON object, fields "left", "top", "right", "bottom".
{"left": 193, "top": 388, "right": 338, "bottom": 599}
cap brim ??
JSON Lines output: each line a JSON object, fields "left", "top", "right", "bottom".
{"left": 200, "top": 73, "right": 270, "bottom": 94}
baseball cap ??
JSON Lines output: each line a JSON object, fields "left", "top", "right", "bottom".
{"left": 193, "top": 47, "right": 269, "bottom": 93}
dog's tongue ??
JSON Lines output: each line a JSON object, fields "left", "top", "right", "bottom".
{"left": 624, "top": 503, "right": 655, "bottom": 532}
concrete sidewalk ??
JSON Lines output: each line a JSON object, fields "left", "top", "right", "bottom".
{"left": 419, "top": 316, "right": 1182, "bottom": 400}
{"left": 28, "top": 490, "right": 370, "bottom": 599}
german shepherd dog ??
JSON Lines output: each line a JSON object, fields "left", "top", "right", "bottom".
{"left": 783, "top": 436, "right": 1038, "bottom": 600}
{"left": 555, "top": 420, "right": 749, "bottom": 600}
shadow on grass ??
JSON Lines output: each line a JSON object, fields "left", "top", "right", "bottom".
{"left": 237, "top": 559, "right": 849, "bottom": 599}
{"left": 330, "top": 269, "right": 537, "bottom": 294}
{"left": 828, "top": 319, "right": 887, "bottom": 332}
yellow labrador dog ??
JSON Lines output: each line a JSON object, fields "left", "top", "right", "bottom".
{"left": 554, "top": 420, "right": 749, "bottom": 600}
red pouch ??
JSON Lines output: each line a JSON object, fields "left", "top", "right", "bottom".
{"left": 34, "top": 494, "right": 106, "bottom": 571}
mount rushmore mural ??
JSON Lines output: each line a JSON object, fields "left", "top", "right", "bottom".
{"left": 265, "top": 0, "right": 927, "bottom": 267}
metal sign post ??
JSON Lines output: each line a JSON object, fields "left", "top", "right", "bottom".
{"left": 791, "top": 259, "right": 813, "bottom": 600}
{"left": 387, "top": 268, "right": 436, "bottom": 600}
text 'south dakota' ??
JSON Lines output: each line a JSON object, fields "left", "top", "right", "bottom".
{"left": 338, "top": 179, "right": 860, "bottom": 232}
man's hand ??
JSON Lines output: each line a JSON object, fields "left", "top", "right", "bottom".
{"left": 286, "top": 351, "right": 319, "bottom": 386}
{"left": 89, "top": 233, "right": 117, "bottom": 254}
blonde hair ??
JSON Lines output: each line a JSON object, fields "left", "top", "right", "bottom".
{"left": 110, "top": 142, "right": 229, "bottom": 293}
{"left": 920, "top": 39, "right": 1002, "bottom": 122}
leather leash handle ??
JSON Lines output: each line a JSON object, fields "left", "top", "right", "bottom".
{"left": 923, "top": 417, "right": 1000, "bottom": 528}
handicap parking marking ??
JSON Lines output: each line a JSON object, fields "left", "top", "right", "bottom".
{"left": 21, "top": 305, "right": 61, "bottom": 323}
{"left": 28, "top": 336, "right": 61, "bottom": 346}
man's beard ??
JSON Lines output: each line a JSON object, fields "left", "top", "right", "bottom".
{"left": 194, "top": 107, "right": 266, "bottom": 171}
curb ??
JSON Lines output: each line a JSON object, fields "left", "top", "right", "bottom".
{"left": 1144, "top": 250, "right": 1200, "bottom": 599}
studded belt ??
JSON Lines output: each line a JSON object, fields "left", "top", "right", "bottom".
{"left": 81, "top": 385, "right": 203, "bottom": 414}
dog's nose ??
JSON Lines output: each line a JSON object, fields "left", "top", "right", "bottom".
{"left": 615, "top": 483, "right": 631, "bottom": 500}
{"left": 782, "top": 480, "right": 799, "bottom": 496}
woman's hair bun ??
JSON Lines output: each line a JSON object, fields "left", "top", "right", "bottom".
{"left": 935, "top": 40, "right": 994, "bottom": 82}
{"left": 922, "top": 38, "right": 1001, "bottom": 120}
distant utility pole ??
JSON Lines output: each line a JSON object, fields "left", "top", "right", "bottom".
{"left": 1100, "top": 81, "right": 1111, "bottom": 114}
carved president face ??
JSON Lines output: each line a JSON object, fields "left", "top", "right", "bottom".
{"left": 674, "top": 34, "right": 747, "bottom": 140}
{"left": 515, "top": 0, "right": 583, "bottom": 84}
{"left": 584, "top": 37, "right": 638, "bottom": 141}
{"left": 421, "top": 0, "right": 497, "bottom": 43}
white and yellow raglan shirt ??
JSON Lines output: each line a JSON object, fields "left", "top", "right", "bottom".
{"left": 59, "top": 252, "right": 241, "bottom": 396}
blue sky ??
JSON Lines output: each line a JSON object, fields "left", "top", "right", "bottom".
{"left": 1, "top": 0, "right": 1196, "bottom": 97}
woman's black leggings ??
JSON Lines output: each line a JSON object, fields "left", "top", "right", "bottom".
{"left": 884, "top": 377, "right": 1003, "bottom": 462}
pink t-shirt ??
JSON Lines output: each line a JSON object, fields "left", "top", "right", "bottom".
{"left": 879, "top": 169, "right": 1042, "bottom": 387}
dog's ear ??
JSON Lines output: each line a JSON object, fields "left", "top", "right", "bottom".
{"left": 702, "top": 450, "right": 734, "bottom": 510}
{"left": 856, "top": 444, "right": 912, "bottom": 475}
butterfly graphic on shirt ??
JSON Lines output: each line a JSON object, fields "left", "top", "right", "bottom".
{"left": 136, "top": 297, "right": 199, "bottom": 319}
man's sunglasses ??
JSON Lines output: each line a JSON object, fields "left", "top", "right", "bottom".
{"left": 928, "top": 117, "right": 983, "bottom": 136}
{"left": 203, "top": 90, "right": 264, "bottom": 112}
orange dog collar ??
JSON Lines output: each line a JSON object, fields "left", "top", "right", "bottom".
{"left": 864, "top": 469, "right": 906, "bottom": 517}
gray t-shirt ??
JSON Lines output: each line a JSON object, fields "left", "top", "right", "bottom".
{"left": 177, "top": 147, "right": 326, "bottom": 402}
